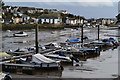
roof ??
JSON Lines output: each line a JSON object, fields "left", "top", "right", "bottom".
{"left": 38, "top": 14, "right": 59, "bottom": 19}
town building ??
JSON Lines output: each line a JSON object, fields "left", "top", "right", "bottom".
{"left": 96, "top": 18, "right": 115, "bottom": 25}
{"left": 38, "top": 14, "right": 62, "bottom": 24}
{"left": 66, "top": 17, "right": 85, "bottom": 25}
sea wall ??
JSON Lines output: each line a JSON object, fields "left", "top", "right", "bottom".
{"left": 2, "top": 24, "right": 64, "bottom": 30}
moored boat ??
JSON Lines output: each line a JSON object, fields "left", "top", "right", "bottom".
{"left": 13, "top": 31, "right": 28, "bottom": 37}
{"left": 2, "top": 54, "right": 63, "bottom": 74}
{"left": 44, "top": 54, "right": 72, "bottom": 63}
{"left": 6, "top": 47, "right": 35, "bottom": 56}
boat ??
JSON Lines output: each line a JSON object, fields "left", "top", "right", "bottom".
{"left": 2, "top": 54, "right": 63, "bottom": 74}
{"left": 0, "top": 72, "right": 12, "bottom": 80}
{"left": 0, "top": 52, "right": 12, "bottom": 61}
{"left": 58, "top": 46, "right": 100, "bottom": 59}
{"left": 66, "top": 37, "right": 88, "bottom": 44}
{"left": 102, "top": 37, "right": 119, "bottom": 46}
{"left": 44, "top": 54, "right": 71, "bottom": 63}
{"left": 66, "top": 38, "right": 81, "bottom": 43}
{"left": 13, "top": 31, "right": 28, "bottom": 37}
{"left": 6, "top": 47, "right": 35, "bottom": 56}
{"left": 87, "top": 37, "right": 119, "bottom": 47}
{"left": 44, "top": 43, "right": 61, "bottom": 49}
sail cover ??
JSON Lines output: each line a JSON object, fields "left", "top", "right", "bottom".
{"left": 32, "top": 54, "right": 56, "bottom": 64}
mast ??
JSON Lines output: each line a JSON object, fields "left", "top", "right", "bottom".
{"left": 35, "top": 24, "right": 39, "bottom": 54}
{"left": 97, "top": 24, "right": 100, "bottom": 40}
{"left": 81, "top": 24, "right": 84, "bottom": 47}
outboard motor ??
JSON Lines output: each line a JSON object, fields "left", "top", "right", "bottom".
{"left": 74, "top": 58, "right": 80, "bottom": 62}
{"left": 8, "top": 49, "right": 12, "bottom": 52}
{"left": 95, "top": 47, "right": 100, "bottom": 53}
{"left": 83, "top": 36, "right": 88, "bottom": 40}
{"left": 59, "top": 52, "right": 65, "bottom": 56}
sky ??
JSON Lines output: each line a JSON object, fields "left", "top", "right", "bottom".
{"left": 2, "top": 0, "right": 119, "bottom": 19}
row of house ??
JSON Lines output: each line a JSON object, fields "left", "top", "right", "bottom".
{"left": 88, "top": 18, "right": 116, "bottom": 26}
{"left": 96, "top": 18, "right": 115, "bottom": 25}
{"left": 1, "top": 6, "right": 116, "bottom": 26}
{"left": 3, "top": 6, "right": 68, "bottom": 15}
{"left": 2, "top": 6, "right": 70, "bottom": 24}
{"left": 3, "top": 6, "right": 44, "bottom": 14}
{"left": 66, "top": 17, "right": 87, "bottom": 25}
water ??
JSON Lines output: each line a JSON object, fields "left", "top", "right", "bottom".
{"left": 2, "top": 27, "right": 119, "bottom": 78}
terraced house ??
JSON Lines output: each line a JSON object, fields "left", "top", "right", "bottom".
{"left": 38, "top": 14, "right": 62, "bottom": 24}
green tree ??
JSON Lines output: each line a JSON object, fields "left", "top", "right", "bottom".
{"left": 0, "top": 1, "right": 5, "bottom": 7}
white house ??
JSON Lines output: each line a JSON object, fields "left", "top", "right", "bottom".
{"left": 66, "top": 17, "right": 84, "bottom": 25}
{"left": 59, "top": 10, "right": 68, "bottom": 14}
{"left": 97, "top": 18, "right": 115, "bottom": 25}
{"left": 38, "top": 14, "right": 62, "bottom": 24}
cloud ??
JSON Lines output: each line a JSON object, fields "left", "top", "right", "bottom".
{"left": 3, "top": 0, "right": 118, "bottom": 7}
{"left": 3, "top": 0, "right": 119, "bottom": 2}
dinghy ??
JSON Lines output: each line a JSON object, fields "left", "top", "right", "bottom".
{"left": 13, "top": 31, "right": 28, "bottom": 37}
{"left": 44, "top": 54, "right": 71, "bottom": 62}
{"left": 6, "top": 47, "right": 35, "bottom": 56}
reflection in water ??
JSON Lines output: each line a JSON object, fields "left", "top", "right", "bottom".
{"left": 33, "top": 70, "right": 62, "bottom": 78}
{"left": 11, "top": 70, "right": 62, "bottom": 78}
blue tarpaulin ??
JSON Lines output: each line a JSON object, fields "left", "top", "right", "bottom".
{"left": 67, "top": 39, "right": 80, "bottom": 42}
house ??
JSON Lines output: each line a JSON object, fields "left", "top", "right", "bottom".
{"left": 27, "top": 8, "right": 36, "bottom": 14}
{"left": 13, "top": 16, "right": 23, "bottom": 24}
{"left": 13, "top": 12, "right": 31, "bottom": 24}
{"left": 22, "top": 15, "right": 30, "bottom": 23}
{"left": 38, "top": 14, "right": 62, "bottom": 24}
{"left": 96, "top": 18, "right": 115, "bottom": 25}
{"left": 2, "top": 6, "right": 19, "bottom": 13}
{"left": 66, "top": 17, "right": 84, "bottom": 25}
{"left": 36, "top": 8, "right": 44, "bottom": 13}
{"left": 4, "top": 17, "right": 13, "bottom": 24}
{"left": 59, "top": 10, "right": 68, "bottom": 14}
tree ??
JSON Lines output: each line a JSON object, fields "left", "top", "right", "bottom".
{"left": 0, "top": 1, "right": 5, "bottom": 6}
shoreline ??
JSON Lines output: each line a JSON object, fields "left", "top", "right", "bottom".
{"left": 1, "top": 24, "right": 119, "bottom": 31}
{"left": 2, "top": 24, "right": 64, "bottom": 31}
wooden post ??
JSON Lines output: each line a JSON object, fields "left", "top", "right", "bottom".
{"left": 98, "top": 25, "right": 100, "bottom": 40}
{"left": 70, "top": 54, "right": 74, "bottom": 66}
{"left": 81, "top": 24, "right": 84, "bottom": 47}
{"left": 35, "top": 24, "right": 39, "bottom": 54}
{"left": 71, "top": 57, "right": 74, "bottom": 66}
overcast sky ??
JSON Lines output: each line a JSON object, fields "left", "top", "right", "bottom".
{"left": 3, "top": 0, "right": 119, "bottom": 19}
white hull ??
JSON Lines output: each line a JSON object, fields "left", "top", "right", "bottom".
{"left": 13, "top": 33, "right": 28, "bottom": 37}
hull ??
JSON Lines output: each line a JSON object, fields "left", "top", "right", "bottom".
{"left": 2, "top": 63, "right": 63, "bottom": 74}
{"left": 13, "top": 33, "right": 28, "bottom": 37}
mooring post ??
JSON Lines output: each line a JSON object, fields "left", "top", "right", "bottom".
{"left": 98, "top": 24, "right": 100, "bottom": 40}
{"left": 81, "top": 24, "right": 84, "bottom": 47}
{"left": 35, "top": 24, "right": 39, "bottom": 54}
{"left": 70, "top": 54, "right": 74, "bottom": 66}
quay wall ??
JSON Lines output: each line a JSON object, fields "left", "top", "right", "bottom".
{"left": 2, "top": 24, "right": 64, "bottom": 30}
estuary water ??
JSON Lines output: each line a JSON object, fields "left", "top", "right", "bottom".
{"left": 2, "top": 27, "right": 119, "bottom": 78}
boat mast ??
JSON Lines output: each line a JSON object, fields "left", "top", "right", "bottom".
{"left": 81, "top": 23, "right": 84, "bottom": 47}
{"left": 35, "top": 23, "right": 39, "bottom": 54}
{"left": 97, "top": 24, "right": 100, "bottom": 40}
